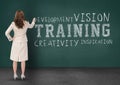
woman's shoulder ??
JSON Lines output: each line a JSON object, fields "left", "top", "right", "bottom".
{"left": 24, "top": 20, "right": 30, "bottom": 25}
{"left": 24, "top": 20, "right": 29, "bottom": 23}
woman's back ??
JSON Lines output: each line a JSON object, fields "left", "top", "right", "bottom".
{"left": 5, "top": 19, "right": 35, "bottom": 42}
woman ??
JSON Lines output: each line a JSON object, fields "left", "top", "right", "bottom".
{"left": 5, "top": 10, "right": 36, "bottom": 80}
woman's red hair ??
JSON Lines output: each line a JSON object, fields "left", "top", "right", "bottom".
{"left": 14, "top": 10, "right": 25, "bottom": 28}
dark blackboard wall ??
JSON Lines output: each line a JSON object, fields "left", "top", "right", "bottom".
{"left": 0, "top": 0, "right": 120, "bottom": 67}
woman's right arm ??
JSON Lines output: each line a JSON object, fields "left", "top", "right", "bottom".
{"left": 28, "top": 18, "right": 36, "bottom": 29}
{"left": 5, "top": 22, "right": 13, "bottom": 41}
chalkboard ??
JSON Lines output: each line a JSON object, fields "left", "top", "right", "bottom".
{"left": 0, "top": 0, "right": 120, "bottom": 67}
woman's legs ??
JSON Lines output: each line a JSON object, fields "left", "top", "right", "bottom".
{"left": 21, "top": 61, "right": 26, "bottom": 79}
{"left": 13, "top": 61, "right": 26, "bottom": 79}
{"left": 21, "top": 61, "right": 26, "bottom": 75}
{"left": 13, "top": 61, "right": 17, "bottom": 75}
{"left": 13, "top": 61, "right": 18, "bottom": 79}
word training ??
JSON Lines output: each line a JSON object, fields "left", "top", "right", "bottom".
{"left": 35, "top": 23, "right": 110, "bottom": 38}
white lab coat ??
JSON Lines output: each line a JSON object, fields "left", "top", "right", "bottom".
{"left": 5, "top": 20, "right": 35, "bottom": 62}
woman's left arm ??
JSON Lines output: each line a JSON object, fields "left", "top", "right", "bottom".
{"left": 5, "top": 22, "right": 13, "bottom": 41}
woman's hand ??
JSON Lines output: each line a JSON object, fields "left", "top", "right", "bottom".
{"left": 12, "top": 37, "right": 15, "bottom": 41}
{"left": 32, "top": 18, "right": 36, "bottom": 23}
